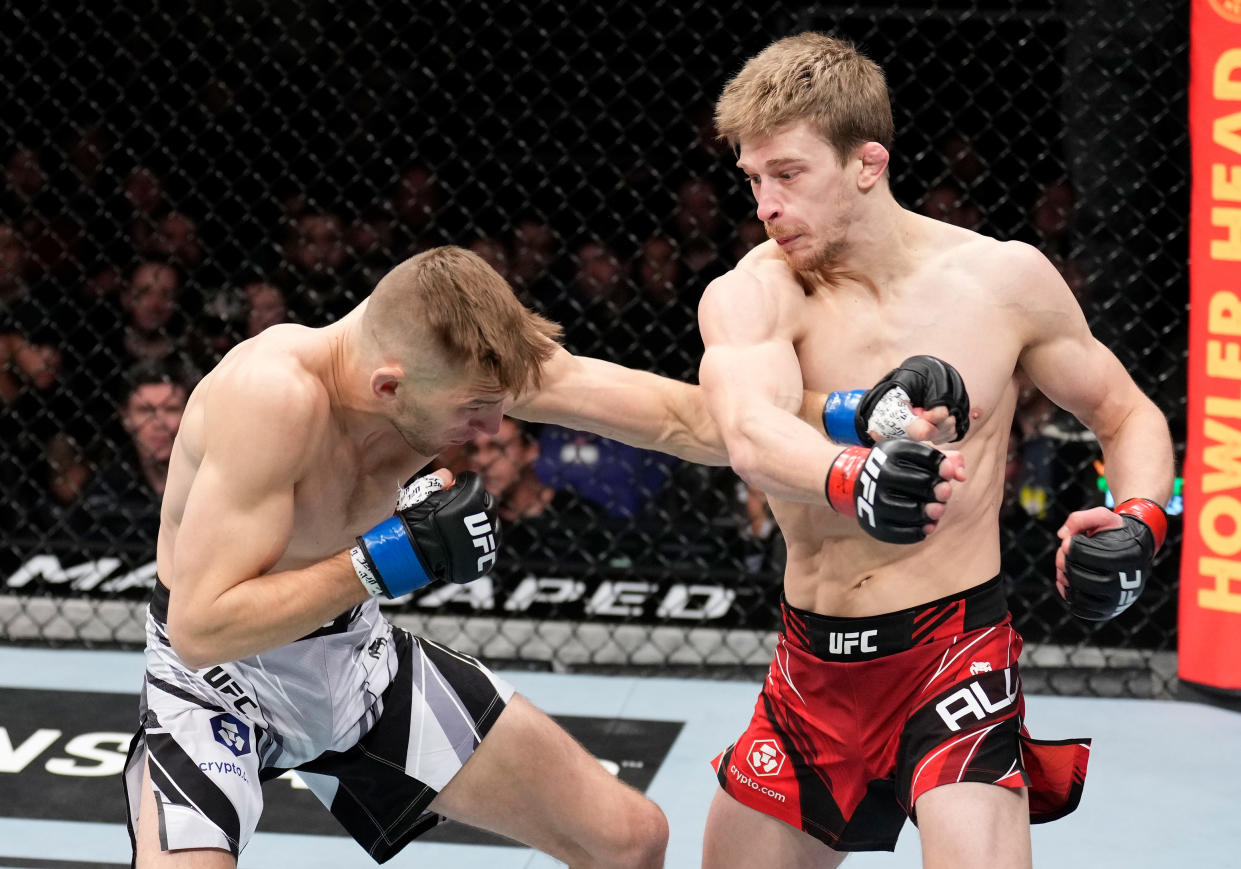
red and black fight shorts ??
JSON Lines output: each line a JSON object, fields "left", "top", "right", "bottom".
{"left": 712, "top": 577, "right": 1090, "bottom": 852}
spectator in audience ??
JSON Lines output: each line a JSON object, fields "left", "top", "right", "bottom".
{"left": 184, "top": 288, "right": 242, "bottom": 374}
{"left": 463, "top": 417, "right": 611, "bottom": 567}
{"left": 281, "top": 208, "right": 354, "bottom": 323}
{"left": 0, "top": 331, "right": 61, "bottom": 410}
{"left": 4, "top": 146, "right": 82, "bottom": 283}
{"left": 690, "top": 104, "right": 732, "bottom": 168}
{"left": 67, "top": 124, "right": 112, "bottom": 186}
{"left": 623, "top": 234, "right": 699, "bottom": 379}
{"left": 920, "top": 182, "right": 982, "bottom": 230}
{"left": 468, "top": 233, "right": 512, "bottom": 284}
{"left": 673, "top": 176, "right": 725, "bottom": 276}
{"left": 122, "top": 166, "right": 168, "bottom": 258}
{"left": 347, "top": 206, "right": 397, "bottom": 290}
{"left": 1011, "top": 373, "right": 1058, "bottom": 520}
{"left": 392, "top": 164, "right": 445, "bottom": 252}
{"left": 68, "top": 363, "right": 187, "bottom": 548}
{"left": 0, "top": 330, "right": 81, "bottom": 536}
{"left": 3, "top": 147, "right": 48, "bottom": 212}
{"left": 509, "top": 216, "right": 561, "bottom": 303}
{"left": 0, "top": 222, "right": 28, "bottom": 314}
{"left": 729, "top": 218, "right": 767, "bottom": 266}
{"left": 120, "top": 261, "right": 184, "bottom": 366}
{"left": 940, "top": 133, "right": 984, "bottom": 188}
{"left": 735, "top": 481, "right": 786, "bottom": 575}
{"left": 348, "top": 208, "right": 395, "bottom": 262}
{"left": 546, "top": 238, "right": 630, "bottom": 358}
{"left": 144, "top": 211, "right": 204, "bottom": 269}
{"left": 1031, "top": 178, "right": 1075, "bottom": 250}
{"left": 1029, "top": 178, "right": 1090, "bottom": 304}
{"left": 82, "top": 264, "right": 126, "bottom": 303}
{"left": 45, "top": 431, "right": 91, "bottom": 509}
{"left": 633, "top": 234, "right": 680, "bottom": 306}
{"left": 572, "top": 239, "right": 627, "bottom": 305}
{"left": 466, "top": 417, "right": 558, "bottom": 523}
{"left": 284, "top": 209, "right": 347, "bottom": 275}
{"left": 243, "top": 280, "right": 291, "bottom": 338}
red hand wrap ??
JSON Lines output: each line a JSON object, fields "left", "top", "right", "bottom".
{"left": 826, "top": 446, "right": 869, "bottom": 516}
{"left": 1115, "top": 497, "right": 1168, "bottom": 552}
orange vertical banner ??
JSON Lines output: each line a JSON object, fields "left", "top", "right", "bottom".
{"left": 1182, "top": 0, "right": 1241, "bottom": 692}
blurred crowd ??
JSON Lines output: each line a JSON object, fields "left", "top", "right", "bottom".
{"left": 1, "top": 127, "right": 1099, "bottom": 570}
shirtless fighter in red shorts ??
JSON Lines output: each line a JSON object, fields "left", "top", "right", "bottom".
{"left": 697, "top": 32, "right": 1174, "bottom": 869}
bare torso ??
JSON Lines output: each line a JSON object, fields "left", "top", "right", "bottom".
{"left": 736, "top": 218, "right": 1028, "bottom": 616}
{"left": 155, "top": 322, "right": 427, "bottom": 593}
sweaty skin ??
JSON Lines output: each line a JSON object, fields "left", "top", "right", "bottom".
{"left": 699, "top": 153, "right": 1170, "bottom": 619}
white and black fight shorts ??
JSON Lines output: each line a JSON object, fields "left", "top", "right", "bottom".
{"left": 122, "top": 579, "right": 515, "bottom": 863}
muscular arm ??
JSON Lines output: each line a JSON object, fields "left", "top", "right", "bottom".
{"left": 697, "top": 269, "right": 847, "bottom": 504}
{"left": 1014, "top": 243, "right": 1173, "bottom": 504}
{"left": 166, "top": 367, "right": 367, "bottom": 669}
{"left": 509, "top": 345, "right": 828, "bottom": 465}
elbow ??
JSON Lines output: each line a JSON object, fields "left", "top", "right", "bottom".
{"left": 167, "top": 612, "right": 221, "bottom": 671}
{"left": 723, "top": 430, "right": 762, "bottom": 486}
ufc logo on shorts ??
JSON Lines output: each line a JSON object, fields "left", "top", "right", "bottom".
{"left": 465, "top": 512, "right": 497, "bottom": 573}
{"left": 935, "top": 669, "right": 1018, "bottom": 732}
{"left": 856, "top": 448, "right": 887, "bottom": 528}
{"left": 203, "top": 666, "right": 258, "bottom": 716}
{"left": 828, "top": 629, "right": 878, "bottom": 655}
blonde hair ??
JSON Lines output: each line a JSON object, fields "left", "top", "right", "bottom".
{"left": 715, "top": 32, "right": 893, "bottom": 163}
{"left": 364, "top": 246, "right": 562, "bottom": 393}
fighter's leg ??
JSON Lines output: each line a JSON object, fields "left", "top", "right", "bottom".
{"left": 428, "top": 694, "right": 668, "bottom": 869}
{"left": 701, "top": 787, "right": 847, "bottom": 869}
{"left": 915, "top": 782, "right": 1031, "bottom": 869}
{"left": 134, "top": 752, "right": 236, "bottom": 869}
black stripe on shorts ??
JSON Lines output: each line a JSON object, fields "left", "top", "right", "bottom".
{"left": 144, "top": 731, "right": 242, "bottom": 856}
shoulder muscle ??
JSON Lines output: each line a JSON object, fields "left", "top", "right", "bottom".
{"left": 699, "top": 262, "right": 802, "bottom": 347}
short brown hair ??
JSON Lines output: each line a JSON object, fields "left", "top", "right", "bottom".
{"left": 714, "top": 32, "right": 893, "bottom": 163}
{"left": 364, "top": 246, "right": 562, "bottom": 394}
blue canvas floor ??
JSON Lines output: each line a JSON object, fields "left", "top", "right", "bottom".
{"left": 0, "top": 645, "right": 1238, "bottom": 868}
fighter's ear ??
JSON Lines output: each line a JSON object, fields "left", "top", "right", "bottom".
{"left": 856, "top": 142, "right": 889, "bottom": 190}
{"left": 371, "top": 366, "right": 402, "bottom": 400}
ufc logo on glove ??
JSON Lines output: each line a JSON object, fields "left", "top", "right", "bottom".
{"left": 466, "top": 512, "right": 498, "bottom": 573}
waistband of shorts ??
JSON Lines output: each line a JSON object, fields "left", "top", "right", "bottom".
{"left": 149, "top": 576, "right": 364, "bottom": 642}
{"left": 780, "top": 576, "right": 1007, "bottom": 662}
{"left": 151, "top": 577, "right": 171, "bottom": 624}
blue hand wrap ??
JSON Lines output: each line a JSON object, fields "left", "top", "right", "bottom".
{"left": 823, "top": 390, "right": 865, "bottom": 445}
{"left": 358, "top": 517, "right": 433, "bottom": 597}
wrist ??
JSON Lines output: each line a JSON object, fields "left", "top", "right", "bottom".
{"left": 1115, "top": 498, "right": 1168, "bottom": 552}
{"left": 351, "top": 546, "right": 388, "bottom": 598}
{"left": 354, "top": 518, "right": 433, "bottom": 598}
{"left": 826, "top": 446, "right": 869, "bottom": 515}
{"left": 823, "top": 390, "right": 867, "bottom": 445}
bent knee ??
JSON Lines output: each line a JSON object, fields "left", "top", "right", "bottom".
{"left": 595, "top": 795, "right": 668, "bottom": 869}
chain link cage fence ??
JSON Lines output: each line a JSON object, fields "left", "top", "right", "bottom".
{"left": 1, "top": 1, "right": 1187, "bottom": 696}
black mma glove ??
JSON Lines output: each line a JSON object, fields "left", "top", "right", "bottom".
{"left": 824, "top": 356, "right": 970, "bottom": 447}
{"left": 1064, "top": 498, "right": 1167, "bottom": 622}
{"left": 825, "top": 440, "right": 946, "bottom": 544}
{"left": 351, "top": 471, "right": 500, "bottom": 599}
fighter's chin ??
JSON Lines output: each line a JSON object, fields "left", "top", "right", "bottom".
{"left": 784, "top": 247, "right": 837, "bottom": 275}
{"left": 394, "top": 427, "right": 438, "bottom": 456}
